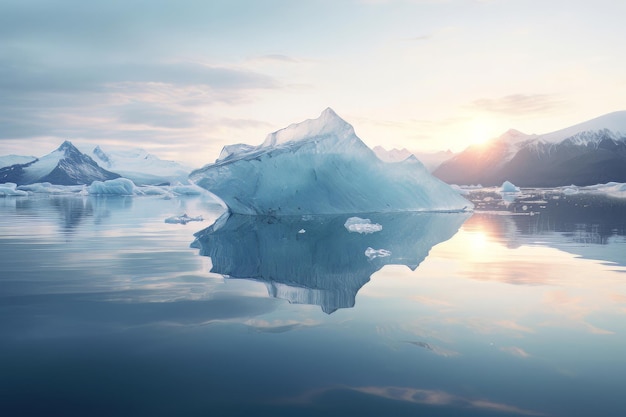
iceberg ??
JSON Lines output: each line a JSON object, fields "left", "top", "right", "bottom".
{"left": 0, "top": 183, "right": 28, "bottom": 196}
{"left": 501, "top": 181, "right": 521, "bottom": 193}
{"left": 189, "top": 108, "right": 472, "bottom": 215}
{"left": 87, "top": 178, "right": 136, "bottom": 195}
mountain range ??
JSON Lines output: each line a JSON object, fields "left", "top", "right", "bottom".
{"left": 2, "top": 110, "right": 626, "bottom": 188}
{"left": 0, "top": 141, "right": 120, "bottom": 186}
{"left": 433, "top": 111, "right": 626, "bottom": 187}
{"left": 0, "top": 142, "right": 191, "bottom": 186}
{"left": 372, "top": 146, "right": 454, "bottom": 172}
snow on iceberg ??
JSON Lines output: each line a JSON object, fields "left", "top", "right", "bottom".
{"left": 344, "top": 217, "right": 383, "bottom": 234}
{"left": 189, "top": 108, "right": 472, "bottom": 215}
{"left": 88, "top": 178, "right": 136, "bottom": 195}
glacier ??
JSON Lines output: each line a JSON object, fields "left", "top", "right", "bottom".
{"left": 89, "top": 146, "right": 191, "bottom": 186}
{"left": 190, "top": 108, "right": 472, "bottom": 215}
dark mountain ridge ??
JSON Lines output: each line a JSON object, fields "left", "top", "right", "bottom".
{"left": 0, "top": 141, "right": 120, "bottom": 186}
{"left": 434, "top": 112, "right": 626, "bottom": 187}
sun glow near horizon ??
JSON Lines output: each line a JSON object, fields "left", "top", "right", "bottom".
{"left": 466, "top": 117, "right": 503, "bottom": 147}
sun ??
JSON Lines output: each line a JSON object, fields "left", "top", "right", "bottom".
{"left": 466, "top": 117, "right": 498, "bottom": 145}
{"left": 468, "top": 119, "right": 493, "bottom": 146}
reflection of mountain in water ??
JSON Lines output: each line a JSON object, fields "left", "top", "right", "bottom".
{"left": 467, "top": 201, "right": 626, "bottom": 267}
{"left": 192, "top": 212, "right": 470, "bottom": 313}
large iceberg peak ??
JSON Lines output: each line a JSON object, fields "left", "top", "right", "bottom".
{"left": 261, "top": 107, "right": 357, "bottom": 149}
{"left": 190, "top": 109, "right": 473, "bottom": 215}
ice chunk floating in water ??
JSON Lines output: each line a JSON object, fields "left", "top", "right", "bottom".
{"left": 189, "top": 108, "right": 472, "bottom": 215}
{"left": 164, "top": 213, "right": 204, "bottom": 225}
{"left": 88, "top": 178, "right": 135, "bottom": 195}
{"left": 344, "top": 217, "right": 383, "bottom": 234}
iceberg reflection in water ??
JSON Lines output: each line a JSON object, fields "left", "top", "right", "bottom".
{"left": 192, "top": 211, "right": 470, "bottom": 313}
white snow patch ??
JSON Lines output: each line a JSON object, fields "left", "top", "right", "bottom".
{"left": 344, "top": 217, "right": 383, "bottom": 234}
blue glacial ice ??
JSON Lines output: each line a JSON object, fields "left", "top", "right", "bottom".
{"left": 189, "top": 108, "right": 473, "bottom": 215}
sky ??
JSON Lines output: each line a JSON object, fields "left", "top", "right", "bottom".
{"left": 1, "top": 0, "right": 625, "bottom": 167}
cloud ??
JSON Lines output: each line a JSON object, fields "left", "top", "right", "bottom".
{"left": 0, "top": 54, "right": 280, "bottom": 146}
{"left": 216, "top": 118, "right": 274, "bottom": 130}
{"left": 116, "top": 103, "right": 198, "bottom": 129}
{"left": 470, "top": 94, "right": 561, "bottom": 115}
{"left": 403, "top": 35, "right": 431, "bottom": 41}
{"left": 254, "top": 54, "right": 300, "bottom": 63}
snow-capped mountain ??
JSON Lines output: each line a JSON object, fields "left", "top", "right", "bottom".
{"left": 190, "top": 108, "right": 471, "bottom": 215}
{"left": 0, "top": 155, "right": 37, "bottom": 169}
{"left": 373, "top": 146, "right": 455, "bottom": 172}
{"left": 89, "top": 146, "right": 191, "bottom": 186}
{"left": 0, "top": 141, "right": 120, "bottom": 186}
{"left": 372, "top": 146, "right": 413, "bottom": 162}
{"left": 434, "top": 111, "right": 626, "bottom": 187}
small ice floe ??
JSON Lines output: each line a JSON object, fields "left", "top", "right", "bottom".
{"left": 582, "top": 182, "right": 626, "bottom": 199}
{"left": 0, "top": 183, "right": 28, "bottom": 196}
{"left": 17, "top": 182, "right": 85, "bottom": 194}
{"left": 500, "top": 180, "right": 520, "bottom": 193}
{"left": 344, "top": 217, "right": 383, "bottom": 234}
{"left": 298, "top": 229, "right": 306, "bottom": 234}
{"left": 562, "top": 185, "right": 579, "bottom": 195}
{"left": 364, "top": 247, "right": 391, "bottom": 260}
{"left": 164, "top": 213, "right": 204, "bottom": 225}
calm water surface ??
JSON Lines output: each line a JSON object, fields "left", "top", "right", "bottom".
{"left": 1, "top": 194, "right": 625, "bottom": 416}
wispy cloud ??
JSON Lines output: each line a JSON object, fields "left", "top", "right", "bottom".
{"left": 470, "top": 94, "right": 562, "bottom": 115}
{"left": 253, "top": 54, "right": 300, "bottom": 63}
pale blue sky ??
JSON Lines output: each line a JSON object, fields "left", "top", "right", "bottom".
{"left": 1, "top": 0, "right": 625, "bottom": 166}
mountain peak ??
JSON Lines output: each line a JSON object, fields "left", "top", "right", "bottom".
{"left": 541, "top": 110, "right": 626, "bottom": 143}
{"left": 57, "top": 140, "right": 77, "bottom": 152}
{"left": 496, "top": 129, "right": 533, "bottom": 144}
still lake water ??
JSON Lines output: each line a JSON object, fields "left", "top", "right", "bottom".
{"left": 1, "top": 193, "right": 626, "bottom": 416}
